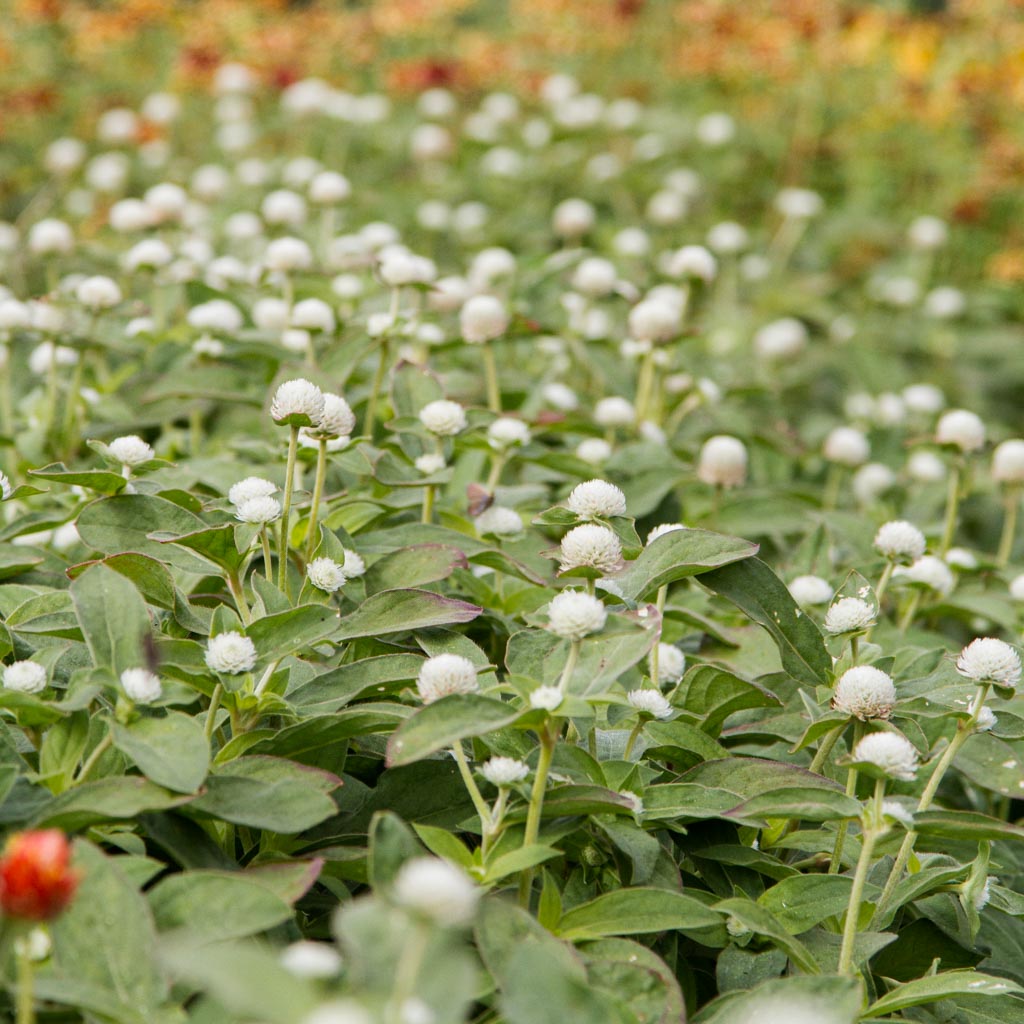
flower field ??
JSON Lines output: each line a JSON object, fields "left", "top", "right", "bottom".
{"left": 3, "top": 4, "right": 1024, "bottom": 1023}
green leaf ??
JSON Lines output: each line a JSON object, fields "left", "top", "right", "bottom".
{"left": 412, "top": 823, "right": 475, "bottom": 868}
{"left": 557, "top": 888, "right": 722, "bottom": 941}
{"left": 151, "top": 523, "right": 248, "bottom": 573}
{"left": 483, "top": 844, "right": 561, "bottom": 882}
{"left": 693, "top": 975, "right": 863, "bottom": 1024}
{"left": 244, "top": 603, "right": 339, "bottom": 659}
{"left": 363, "top": 543, "right": 469, "bottom": 594}
{"left": 864, "top": 971, "right": 1023, "bottom": 1017}
{"left": 39, "top": 712, "right": 91, "bottom": 793}
{"left": 33, "top": 778, "right": 192, "bottom": 831}
{"left": 672, "top": 664, "right": 782, "bottom": 736}
{"left": 726, "top": 787, "right": 863, "bottom": 826}
{"left": 641, "top": 720, "right": 730, "bottom": 768}
{"left": 679, "top": 757, "right": 844, "bottom": 801}
{"left": 111, "top": 712, "right": 210, "bottom": 793}
{"left": 699, "top": 557, "right": 832, "bottom": 686}
{"left": 69, "top": 562, "right": 152, "bottom": 674}
{"left": 289, "top": 654, "right": 424, "bottom": 712}
{"left": 368, "top": 810, "right": 422, "bottom": 888}
{"left": 29, "top": 462, "right": 128, "bottom": 494}
{"left": 912, "top": 809, "right": 1024, "bottom": 842}
{"left": 713, "top": 897, "right": 820, "bottom": 974}
{"left": 758, "top": 875, "right": 870, "bottom": 934}
{"left": 335, "top": 588, "right": 482, "bottom": 640}
{"left": 580, "top": 938, "right": 687, "bottom": 1024}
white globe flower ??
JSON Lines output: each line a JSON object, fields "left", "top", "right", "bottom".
{"left": 753, "top": 318, "right": 808, "bottom": 361}
{"left": 894, "top": 555, "right": 955, "bottom": 596}
{"left": 567, "top": 479, "right": 627, "bottom": 520}
{"left": 1010, "top": 575, "right": 1024, "bottom": 602}
{"left": 823, "top": 426, "right": 870, "bottom": 467}
{"left": 945, "top": 547, "right": 978, "bottom": 571}
{"left": 628, "top": 299, "right": 680, "bottom": 343}
{"left": 280, "top": 941, "right": 342, "bottom": 979}
{"left": 187, "top": 299, "right": 244, "bottom": 334}
{"left": 706, "top": 220, "right": 748, "bottom": 254}
{"left": 307, "top": 558, "right": 347, "bottom": 593}
{"left": 338, "top": 549, "right": 365, "bottom": 579}
{"left": 529, "top": 685, "right": 564, "bottom": 711}
{"left": 788, "top": 575, "right": 834, "bottom": 606}
{"left": 646, "top": 523, "right": 687, "bottom": 546}
{"left": 29, "top": 218, "right": 74, "bottom": 255}
{"left": 419, "top": 400, "right": 466, "bottom": 437}
{"left": 107, "top": 435, "right": 154, "bottom": 467}
{"left": 903, "top": 383, "right": 945, "bottom": 415}
{"left": 235, "top": 496, "right": 281, "bottom": 525}
{"left": 76, "top": 275, "right": 122, "bottom": 310}
{"left": 696, "top": 111, "right": 735, "bottom": 146}
{"left": 924, "top": 285, "right": 966, "bottom": 320}
{"left": 559, "top": 524, "right": 623, "bottom": 574}
{"left": 123, "top": 239, "right": 173, "bottom": 272}
{"left": 823, "top": 597, "right": 875, "bottom": 635}
{"left": 543, "top": 382, "right": 579, "bottom": 412}
{"left": 552, "top": 197, "right": 595, "bottom": 238}
{"left": 697, "top": 435, "right": 747, "bottom": 488}
{"left": 314, "top": 394, "right": 356, "bottom": 439}
{"left": 936, "top": 409, "right": 985, "bottom": 452}
{"left": 594, "top": 397, "right": 635, "bottom": 428}
{"left": 144, "top": 182, "right": 188, "bottom": 223}
{"left": 832, "top": 666, "right": 897, "bottom": 720}
{"left": 993, "top": 440, "right": 1024, "bottom": 484}
{"left": 264, "top": 237, "right": 313, "bottom": 273}
{"left": 120, "top": 668, "right": 162, "bottom": 704}
{"left": 881, "top": 800, "right": 915, "bottom": 829}
{"left": 290, "top": 298, "right": 336, "bottom": 335}
{"left": 45, "top": 137, "right": 86, "bottom": 176}
{"left": 229, "top": 477, "right": 276, "bottom": 506}
{"left": 481, "top": 757, "right": 529, "bottom": 787}
{"left": 908, "top": 215, "right": 948, "bottom": 250}
{"left": 852, "top": 731, "right": 919, "bottom": 781}
{"left": 416, "top": 654, "right": 479, "bottom": 704}
{"left": 309, "top": 171, "right": 351, "bottom": 205}
{"left": 907, "top": 449, "right": 946, "bottom": 483}
{"left": 572, "top": 257, "right": 618, "bottom": 297}
{"left": 667, "top": 245, "right": 717, "bottom": 281}
{"left": 460, "top": 295, "right": 509, "bottom": 344}
{"left": 627, "top": 689, "right": 673, "bottom": 720}
{"left": 487, "top": 417, "right": 531, "bottom": 449}
{"left": 874, "top": 521, "right": 926, "bottom": 563}
{"left": 271, "top": 379, "right": 324, "bottom": 428}
{"left": 547, "top": 590, "right": 608, "bottom": 640}
{"left": 775, "top": 186, "right": 824, "bottom": 219}
{"left": 956, "top": 638, "right": 1022, "bottom": 689}
{"left": 852, "top": 463, "right": 897, "bottom": 505}
{"left": 475, "top": 506, "right": 523, "bottom": 537}
{"left": 261, "top": 189, "right": 307, "bottom": 227}
{"left": 3, "top": 661, "right": 47, "bottom": 694}
{"left": 205, "top": 632, "right": 257, "bottom": 674}
{"left": 975, "top": 707, "right": 998, "bottom": 732}
{"left": 572, "top": 439, "right": 610, "bottom": 467}
{"left": 651, "top": 643, "right": 686, "bottom": 684}
{"left": 392, "top": 857, "right": 479, "bottom": 926}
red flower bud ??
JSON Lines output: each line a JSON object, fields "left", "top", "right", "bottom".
{"left": 0, "top": 830, "right": 78, "bottom": 921}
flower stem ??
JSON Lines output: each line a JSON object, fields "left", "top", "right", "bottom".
{"left": 260, "top": 527, "right": 273, "bottom": 579}
{"left": 421, "top": 484, "right": 434, "bottom": 523}
{"left": 304, "top": 438, "right": 328, "bottom": 561}
{"left": 227, "top": 571, "right": 251, "bottom": 625}
{"left": 388, "top": 921, "right": 430, "bottom": 1024}
{"left": 451, "top": 741, "right": 492, "bottom": 824}
{"left": 75, "top": 730, "right": 113, "bottom": 784}
{"left": 485, "top": 453, "right": 506, "bottom": 494}
{"left": 823, "top": 464, "right": 843, "bottom": 511}
{"left": 482, "top": 344, "right": 501, "bottom": 413}
{"left": 205, "top": 683, "right": 223, "bottom": 742}
{"left": 624, "top": 720, "right": 644, "bottom": 759}
{"left": 277, "top": 425, "right": 299, "bottom": 595}
{"left": 519, "top": 724, "right": 557, "bottom": 907}
{"left": 830, "top": 721, "right": 864, "bottom": 872}
{"left": 16, "top": 934, "right": 34, "bottom": 1024}
{"left": 997, "top": 486, "right": 1020, "bottom": 568}
{"left": 837, "top": 776, "right": 885, "bottom": 976}
{"left": 364, "top": 336, "right": 390, "bottom": 439}
{"left": 809, "top": 721, "right": 847, "bottom": 775}
{"left": 557, "top": 639, "right": 581, "bottom": 695}
{"left": 939, "top": 460, "right": 962, "bottom": 556}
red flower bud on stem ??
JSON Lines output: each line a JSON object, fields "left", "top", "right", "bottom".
{"left": 0, "top": 830, "right": 78, "bottom": 921}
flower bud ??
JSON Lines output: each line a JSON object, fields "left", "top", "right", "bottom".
{"left": 0, "top": 830, "right": 78, "bottom": 921}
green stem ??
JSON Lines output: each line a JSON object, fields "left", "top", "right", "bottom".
{"left": 388, "top": 922, "right": 430, "bottom": 1024}
{"left": 837, "top": 776, "right": 885, "bottom": 976}
{"left": 205, "top": 683, "right": 223, "bottom": 742}
{"left": 809, "top": 721, "right": 847, "bottom": 775}
{"left": 451, "top": 741, "right": 492, "bottom": 824}
{"left": 227, "top": 571, "right": 251, "bottom": 625}
{"left": 261, "top": 527, "right": 273, "bottom": 579}
{"left": 634, "top": 347, "right": 657, "bottom": 423}
{"left": 898, "top": 590, "right": 923, "bottom": 635}
{"left": 997, "top": 486, "right": 1020, "bottom": 568}
{"left": 939, "top": 461, "right": 962, "bottom": 556}
{"left": 830, "top": 721, "right": 864, "bottom": 872}
{"left": 304, "top": 438, "right": 328, "bottom": 561}
{"left": 519, "top": 725, "right": 557, "bottom": 906}
{"left": 482, "top": 789, "right": 508, "bottom": 860}
{"left": 421, "top": 484, "right": 434, "bottom": 523}
{"left": 823, "top": 464, "right": 843, "bottom": 511}
{"left": 849, "top": 635, "right": 860, "bottom": 666}
{"left": 485, "top": 453, "right": 506, "bottom": 493}
{"left": 624, "top": 720, "right": 644, "bottom": 760}
{"left": 364, "top": 336, "right": 390, "bottom": 439}
{"left": 75, "top": 730, "right": 113, "bottom": 784}
{"left": 482, "top": 344, "right": 501, "bottom": 413}
{"left": 557, "top": 639, "right": 581, "bottom": 695}
{"left": 16, "top": 934, "right": 34, "bottom": 1024}
{"left": 650, "top": 584, "right": 668, "bottom": 684}
{"left": 61, "top": 353, "right": 85, "bottom": 459}
{"left": 277, "top": 425, "right": 299, "bottom": 594}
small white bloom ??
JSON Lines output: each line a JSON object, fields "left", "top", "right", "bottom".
{"left": 264, "top": 236, "right": 313, "bottom": 273}
{"left": 460, "top": 295, "right": 509, "bottom": 344}
{"left": 107, "top": 435, "right": 154, "bottom": 467}
{"left": 823, "top": 426, "right": 870, "bottom": 467}
{"left": 481, "top": 757, "right": 530, "bottom": 786}
{"left": 881, "top": 800, "right": 915, "bottom": 828}
{"left": 187, "top": 299, "right": 243, "bottom": 334}
{"left": 775, "top": 186, "right": 823, "bottom": 220}
{"left": 946, "top": 547, "right": 978, "bottom": 571}
{"left": 416, "top": 654, "right": 479, "bottom": 703}
{"left": 475, "top": 506, "right": 523, "bottom": 537}
{"left": 559, "top": 524, "right": 623, "bottom": 574}
{"left": 628, "top": 299, "right": 680, "bottom": 343}
{"left": 552, "top": 197, "right": 596, "bottom": 239}
{"left": 924, "top": 285, "right": 966, "bottom": 320}
{"left": 307, "top": 558, "right": 346, "bottom": 593}
{"left": 706, "top": 221, "right": 748, "bottom": 254}
{"left": 936, "top": 409, "right": 986, "bottom": 452}
{"left": 544, "top": 382, "right": 580, "bottom": 412}
{"left": 651, "top": 643, "right": 686, "bottom": 684}
{"left": 832, "top": 666, "right": 896, "bottom": 720}
{"left": 697, "top": 435, "right": 747, "bottom": 488}
{"left": 280, "top": 941, "right": 342, "bottom": 979}
{"left": 415, "top": 453, "right": 446, "bottom": 475}
{"left": 874, "top": 520, "right": 926, "bottom": 563}
{"left": 627, "top": 688, "right": 673, "bottom": 719}
{"left": 903, "top": 383, "right": 946, "bottom": 415}
{"left": 419, "top": 399, "right": 467, "bottom": 437}
{"left": 341, "top": 549, "right": 366, "bottom": 579}
{"left": 3, "top": 661, "right": 47, "bottom": 694}
{"left": 907, "top": 449, "right": 947, "bottom": 483}
{"left": 76, "top": 275, "right": 122, "bottom": 310}
{"left": 229, "top": 477, "right": 276, "bottom": 506}
{"left": 788, "top": 575, "right": 834, "bottom": 606}
{"left": 392, "top": 857, "right": 479, "bottom": 926}
{"left": 667, "top": 245, "right": 717, "bottom": 281}
{"left": 1010, "top": 575, "right": 1024, "bottom": 602}
{"left": 120, "top": 668, "right": 162, "bottom": 704}
{"left": 291, "top": 298, "right": 336, "bottom": 334}
{"left": 234, "top": 496, "right": 281, "bottom": 525}
{"left": 993, "top": 439, "right": 1024, "bottom": 484}
{"left": 271, "top": 378, "right": 324, "bottom": 427}
{"left": 567, "top": 479, "right": 627, "bottom": 520}
{"left": 894, "top": 555, "right": 955, "bottom": 596}
{"left": 29, "top": 218, "right": 74, "bottom": 255}
{"left": 823, "top": 597, "right": 876, "bottom": 635}
{"left": 975, "top": 707, "right": 998, "bottom": 732}
{"left": 487, "top": 417, "right": 531, "bottom": 449}
{"left": 205, "top": 632, "right": 257, "bottom": 674}
{"left": 572, "top": 257, "right": 618, "bottom": 297}
{"left": 852, "top": 731, "right": 919, "bottom": 780}
{"left": 753, "top": 318, "right": 807, "bottom": 361}
{"left": 529, "top": 685, "right": 564, "bottom": 711}
{"left": 309, "top": 171, "right": 351, "bottom": 205}
{"left": 301, "top": 1001, "right": 373, "bottom": 1024}
{"left": 594, "top": 396, "right": 635, "bottom": 428}
{"left": 956, "top": 638, "right": 1022, "bottom": 689}
{"left": 647, "top": 523, "right": 686, "bottom": 546}
{"left": 314, "top": 394, "right": 356, "bottom": 439}
{"left": 908, "top": 215, "right": 948, "bottom": 250}
{"left": 547, "top": 590, "right": 608, "bottom": 640}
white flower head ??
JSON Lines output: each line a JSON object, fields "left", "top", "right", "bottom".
{"left": 341, "top": 549, "right": 366, "bottom": 579}
{"left": 475, "top": 505, "right": 523, "bottom": 537}
{"left": 307, "top": 558, "right": 346, "bottom": 593}
{"left": 487, "top": 417, "right": 531, "bottom": 449}
{"left": 280, "top": 941, "right": 342, "bottom": 979}
{"left": 234, "top": 496, "right": 281, "bottom": 525}
{"left": 76, "top": 275, "right": 122, "bottom": 311}
{"left": 419, "top": 399, "right": 467, "bottom": 437}
{"left": 894, "top": 555, "right": 955, "bottom": 596}
{"left": 392, "top": 857, "right": 479, "bottom": 926}
{"left": 205, "top": 631, "right": 257, "bottom": 675}
{"left": 1010, "top": 575, "right": 1024, "bottom": 602}
{"left": 460, "top": 295, "right": 508, "bottom": 344}
{"left": 935, "top": 409, "right": 985, "bottom": 453}
{"left": 652, "top": 643, "right": 686, "bottom": 685}
{"left": 647, "top": 523, "right": 686, "bottom": 545}
{"left": 956, "top": 638, "right": 1022, "bottom": 689}
{"left": 852, "top": 731, "right": 919, "bottom": 781}
{"left": 559, "top": 523, "right": 623, "bottom": 574}
{"left": 975, "top": 706, "right": 998, "bottom": 732}
{"left": 314, "top": 394, "right": 356, "bottom": 440}
{"left": 832, "top": 666, "right": 896, "bottom": 720}
{"left": 881, "top": 800, "right": 915, "bottom": 829}
{"left": 874, "top": 521, "right": 926, "bottom": 564}
{"left": 627, "top": 688, "right": 673, "bottom": 720}
{"left": 107, "top": 435, "right": 154, "bottom": 467}
{"left": 993, "top": 439, "right": 1024, "bottom": 485}
{"left": 823, "top": 426, "right": 870, "bottom": 467}
{"left": 120, "top": 668, "right": 162, "bottom": 704}
{"left": 0, "top": 472, "right": 13, "bottom": 500}
{"left": 577, "top": 438, "right": 613, "bottom": 465}
{"left": 229, "top": 477, "right": 276, "bottom": 506}
{"left": 824, "top": 597, "right": 876, "bottom": 636}
{"left": 271, "top": 378, "right": 325, "bottom": 428}
{"left": 415, "top": 453, "right": 446, "bottom": 475}
{"left": 481, "top": 757, "right": 530, "bottom": 787}
{"left": 594, "top": 396, "right": 635, "bottom": 428}
{"left": 529, "top": 685, "right": 564, "bottom": 711}
{"left": 416, "top": 654, "right": 479, "bottom": 703}
{"left": 3, "top": 661, "right": 47, "bottom": 694}
{"left": 788, "top": 575, "right": 834, "bottom": 606}
{"left": 567, "top": 479, "right": 627, "bottom": 520}
{"left": 547, "top": 590, "right": 607, "bottom": 640}
{"left": 697, "top": 435, "right": 747, "bottom": 488}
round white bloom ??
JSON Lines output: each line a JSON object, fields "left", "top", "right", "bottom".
{"left": 881, "top": 800, "right": 915, "bottom": 829}
{"left": 572, "top": 257, "right": 617, "bottom": 297}
{"left": 552, "top": 198, "right": 595, "bottom": 239}
{"left": 109, "top": 198, "right": 154, "bottom": 233}
{"left": 706, "top": 221, "right": 748, "bottom": 254}
{"left": 567, "top": 479, "right": 627, "bottom": 520}
{"left": 120, "top": 668, "right": 162, "bottom": 704}
{"left": 144, "top": 182, "right": 188, "bottom": 223}
{"left": 3, "top": 661, "right": 47, "bottom": 694}
{"left": 280, "top": 941, "right": 342, "bottom": 979}
{"left": 903, "top": 383, "right": 945, "bottom": 415}
{"left": 313, "top": 394, "right": 355, "bottom": 439}
{"left": 1010, "top": 575, "right": 1024, "bottom": 602}
{"left": 261, "top": 189, "right": 307, "bottom": 227}
{"left": 652, "top": 643, "right": 686, "bottom": 684}
{"left": 754, "top": 318, "right": 808, "bottom": 361}
{"left": 481, "top": 757, "right": 529, "bottom": 787}
{"left": 832, "top": 666, "right": 897, "bottom": 720}
{"left": 895, "top": 555, "right": 955, "bottom": 596}
{"left": 271, "top": 379, "right": 324, "bottom": 427}
{"left": 487, "top": 418, "right": 530, "bottom": 449}
{"left": 543, "top": 383, "right": 579, "bottom": 412}
{"left": 646, "top": 523, "right": 686, "bottom": 546}
{"left": 908, "top": 215, "right": 948, "bottom": 250}
{"left": 187, "top": 299, "right": 243, "bottom": 334}
{"left": 613, "top": 227, "right": 650, "bottom": 257}
{"left": 775, "top": 186, "right": 823, "bottom": 219}
{"left": 946, "top": 547, "right": 978, "bottom": 570}
{"left": 852, "top": 731, "right": 919, "bottom": 780}
{"left": 823, "top": 597, "right": 876, "bottom": 635}
{"left": 416, "top": 654, "right": 479, "bottom": 704}
{"left": 97, "top": 106, "right": 138, "bottom": 143}
{"left": 594, "top": 396, "right": 635, "bottom": 428}
{"left": 205, "top": 632, "right": 257, "bottom": 674}
{"left": 936, "top": 409, "right": 986, "bottom": 452}
{"left": 392, "top": 857, "right": 479, "bottom": 926}
{"left": 647, "top": 189, "right": 687, "bottom": 226}
{"left": 309, "top": 171, "right": 351, "bottom": 205}
{"left": 229, "top": 478, "right": 276, "bottom": 506}
{"left": 475, "top": 506, "right": 523, "bottom": 537}
{"left": 667, "top": 245, "right": 717, "bottom": 281}
{"left": 301, "top": 1001, "right": 372, "bottom": 1024}
{"left": 529, "top": 685, "right": 564, "bottom": 711}
{"left": 234, "top": 496, "right": 281, "bottom": 525}
{"left": 907, "top": 449, "right": 947, "bottom": 483}
{"left": 577, "top": 438, "right": 612, "bottom": 465}
{"left": 924, "top": 285, "right": 966, "bottom": 320}
{"left": 628, "top": 300, "right": 682, "bottom": 347}
{"left": 788, "top": 575, "right": 834, "bottom": 606}
{"left": 460, "top": 295, "right": 508, "bottom": 345}
{"left": 291, "top": 298, "right": 336, "bottom": 334}
{"left": 697, "top": 435, "right": 747, "bottom": 488}
{"left": 547, "top": 590, "right": 608, "bottom": 640}
{"left": 86, "top": 151, "right": 129, "bottom": 193}
{"left": 29, "top": 341, "right": 75, "bottom": 374}
{"left": 124, "top": 239, "right": 172, "bottom": 272}
{"left": 419, "top": 400, "right": 466, "bottom": 437}
{"left": 975, "top": 707, "right": 998, "bottom": 732}
{"left": 415, "top": 453, "right": 446, "bottom": 475}
{"left": 0, "top": 300, "right": 30, "bottom": 334}
{"left": 852, "top": 463, "right": 897, "bottom": 505}
{"left": 956, "top": 638, "right": 1022, "bottom": 689}
{"left": 696, "top": 111, "right": 735, "bottom": 146}
{"left": 75, "top": 275, "right": 122, "bottom": 311}
{"left": 823, "top": 426, "right": 869, "bottom": 467}
{"left": 29, "top": 219, "right": 74, "bottom": 255}
{"left": 874, "top": 521, "right": 926, "bottom": 563}
{"left": 340, "top": 549, "right": 366, "bottom": 579}
{"left": 627, "top": 689, "right": 673, "bottom": 720}
{"left": 307, "top": 558, "right": 346, "bottom": 593}
{"left": 192, "top": 164, "right": 231, "bottom": 201}
{"left": 108, "top": 435, "right": 154, "bottom": 467}
{"left": 224, "top": 211, "right": 263, "bottom": 243}
{"left": 559, "top": 524, "right": 623, "bottom": 574}
{"left": 45, "top": 137, "right": 86, "bottom": 176}
{"left": 264, "top": 237, "right": 313, "bottom": 273}
{"left": 993, "top": 439, "right": 1024, "bottom": 484}
{"left": 253, "top": 298, "right": 291, "bottom": 333}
